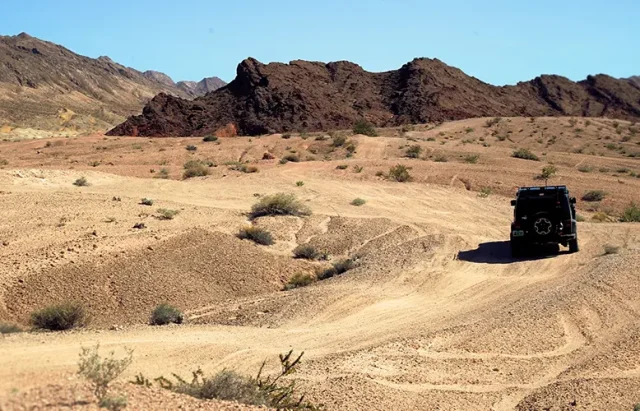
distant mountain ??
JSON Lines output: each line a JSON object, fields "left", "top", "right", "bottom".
{"left": 629, "top": 76, "right": 640, "bottom": 88}
{"left": 177, "top": 77, "right": 227, "bottom": 98}
{"left": 0, "top": 33, "right": 222, "bottom": 135}
{"left": 107, "top": 57, "right": 640, "bottom": 137}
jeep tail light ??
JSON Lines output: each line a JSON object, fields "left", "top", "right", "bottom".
{"left": 563, "top": 220, "right": 572, "bottom": 233}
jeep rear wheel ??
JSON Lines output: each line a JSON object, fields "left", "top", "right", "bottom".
{"left": 569, "top": 238, "right": 579, "bottom": 253}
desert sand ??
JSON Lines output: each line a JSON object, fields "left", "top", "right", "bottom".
{"left": 1, "top": 117, "right": 639, "bottom": 410}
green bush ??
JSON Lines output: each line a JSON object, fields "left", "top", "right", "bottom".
{"left": 155, "top": 168, "right": 170, "bottom": 179}
{"left": 140, "top": 198, "right": 154, "bottom": 206}
{"left": 352, "top": 120, "right": 377, "bottom": 137}
{"left": 284, "top": 273, "right": 316, "bottom": 290}
{"left": 0, "top": 323, "right": 22, "bottom": 334}
{"left": 249, "top": 193, "right": 311, "bottom": 219}
{"left": 464, "top": 154, "right": 479, "bottom": 164}
{"left": 331, "top": 135, "right": 347, "bottom": 147}
{"left": 582, "top": 190, "right": 606, "bottom": 202}
{"left": 296, "top": 181, "right": 304, "bottom": 187}
{"left": 336, "top": 164, "right": 348, "bottom": 170}
{"left": 203, "top": 135, "right": 218, "bottom": 142}
{"left": 31, "top": 302, "right": 87, "bottom": 331}
{"left": 484, "top": 117, "right": 502, "bottom": 127}
{"left": 512, "top": 148, "right": 539, "bottom": 161}
{"left": 157, "top": 208, "right": 179, "bottom": 220}
{"left": 433, "top": 155, "right": 448, "bottom": 162}
{"left": 73, "top": 177, "right": 89, "bottom": 187}
{"left": 237, "top": 226, "right": 274, "bottom": 245}
{"left": 351, "top": 198, "right": 366, "bottom": 206}
{"left": 388, "top": 164, "right": 412, "bottom": 182}
{"left": 183, "top": 161, "right": 210, "bottom": 179}
{"left": 78, "top": 343, "right": 133, "bottom": 406}
{"left": 603, "top": 245, "right": 620, "bottom": 255}
{"left": 405, "top": 145, "right": 422, "bottom": 159}
{"left": 621, "top": 203, "right": 640, "bottom": 222}
{"left": 293, "top": 244, "right": 320, "bottom": 260}
{"left": 577, "top": 165, "right": 593, "bottom": 173}
{"left": 156, "top": 351, "right": 314, "bottom": 409}
{"left": 185, "top": 145, "right": 198, "bottom": 151}
{"left": 150, "top": 304, "right": 184, "bottom": 325}
{"left": 318, "top": 259, "right": 356, "bottom": 280}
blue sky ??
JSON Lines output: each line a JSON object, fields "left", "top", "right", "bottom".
{"left": 2, "top": 0, "right": 638, "bottom": 85}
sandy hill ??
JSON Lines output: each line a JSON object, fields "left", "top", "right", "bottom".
{"left": 107, "top": 57, "right": 640, "bottom": 137}
{"left": 1, "top": 117, "right": 640, "bottom": 410}
{"left": 0, "top": 33, "right": 224, "bottom": 139}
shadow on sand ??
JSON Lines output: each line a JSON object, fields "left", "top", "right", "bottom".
{"left": 457, "top": 241, "right": 570, "bottom": 265}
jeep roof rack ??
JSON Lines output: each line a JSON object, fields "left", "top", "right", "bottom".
{"left": 516, "top": 185, "right": 568, "bottom": 198}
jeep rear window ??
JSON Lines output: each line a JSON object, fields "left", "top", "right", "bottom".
{"left": 516, "top": 196, "right": 571, "bottom": 219}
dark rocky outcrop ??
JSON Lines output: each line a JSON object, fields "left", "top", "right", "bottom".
{"left": 108, "top": 58, "right": 640, "bottom": 137}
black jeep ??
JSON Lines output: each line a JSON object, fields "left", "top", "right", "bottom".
{"left": 510, "top": 185, "right": 579, "bottom": 257}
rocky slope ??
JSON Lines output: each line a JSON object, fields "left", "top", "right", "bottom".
{"left": 108, "top": 57, "right": 640, "bottom": 137}
{"left": 0, "top": 33, "right": 223, "bottom": 137}
{"left": 629, "top": 76, "right": 640, "bottom": 88}
{"left": 177, "top": 77, "right": 227, "bottom": 98}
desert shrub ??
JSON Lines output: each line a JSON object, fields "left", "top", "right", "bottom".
{"left": 331, "top": 135, "right": 347, "bottom": 147}
{"left": 88, "top": 161, "right": 101, "bottom": 167}
{"left": 241, "top": 165, "right": 259, "bottom": 173}
{"left": 478, "top": 187, "right": 492, "bottom": 198}
{"left": 284, "top": 273, "right": 316, "bottom": 290}
{"left": 31, "top": 302, "right": 87, "bottom": 331}
{"left": 592, "top": 212, "right": 608, "bottom": 222}
{"left": 237, "top": 226, "right": 274, "bottom": 245}
{"left": 352, "top": 119, "right": 377, "bottom": 137}
{"left": 388, "top": 164, "right": 412, "bottom": 182}
{"left": 77, "top": 343, "right": 133, "bottom": 403}
{"left": 351, "top": 198, "right": 366, "bottom": 206}
{"left": 318, "top": 259, "right": 356, "bottom": 280}
{"left": 0, "top": 323, "right": 22, "bottom": 334}
{"left": 433, "top": 155, "right": 448, "bottom": 162}
{"left": 185, "top": 145, "right": 198, "bottom": 151}
{"left": 157, "top": 208, "right": 179, "bottom": 220}
{"left": 353, "top": 165, "right": 363, "bottom": 173}
{"left": 249, "top": 193, "right": 311, "bottom": 219}
{"left": 512, "top": 148, "right": 539, "bottom": 161}
{"left": 282, "top": 154, "right": 300, "bottom": 163}
{"left": 183, "top": 161, "right": 210, "bottom": 179}
{"left": 577, "top": 165, "right": 593, "bottom": 173}
{"left": 73, "top": 176, "right": 89, "bottom": 186}
{"left": 536, "top": 165, "right": 557, "bottom": 185}
{"left": 464, "top": 154, "right": 479, "bottom": 164}
{"left": 336, "top": 164, "right": 348, "bottom": 170}
{"left": 576, "top": 214, "right": 586, "bottom": 222}
{"left": 405, "top": 145, "right": 422, "bottom": 158}
{"left": 484, "top": 117, "right": 502, "bottom": 127}
{"left": 599, "top": 167, "right": 610, "bottom": 173}
{"left": 603, "top": 245, "right": 620, "bottom": 255}
{"left": 315, "top": 135, "right": 329, "bottom": 141}
{"left": 140, "top": 198, "right": 154, "bottom": 206}
{"left": 345, "top": 141, "right": 357, "bottom": 154}
{"left": 464, "top": 127, "right": 474, "bottom": 133}
{"left": 99, "top": 396, "right": 128, "bottom": 411}
{"left": 621, "top": 202, "right": 640, "bottom": 222}
{"left": 203, "top": 135, "right": 218, "bottom": 142}
{"left": 150, "top": 304, "right": 184, "bottom": 325}
{"left": 293, "top": 244, "right": 319, "bottom": 260}
{"left": 296, "top": 181, "right": 304, "bottom": 187}
{"left": 156, "top": 351, "right": 313, "bottom": 409}
{"left": 582, "top": 190, "right": 606, "bottom": 202}
{"left": 401, "top": 124, "right": 414, "bottom": 133}
{"left": 155, "top": 168, "right": 170, "bottom": 179}
{"left": 616, "top": 167, "right": 630, "bottom": 174}
{"left": 281, "top": 133, "right": 292, "bottom": 139}
{"left": 375, "top": 170, "right": 384, "bottom": 177}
